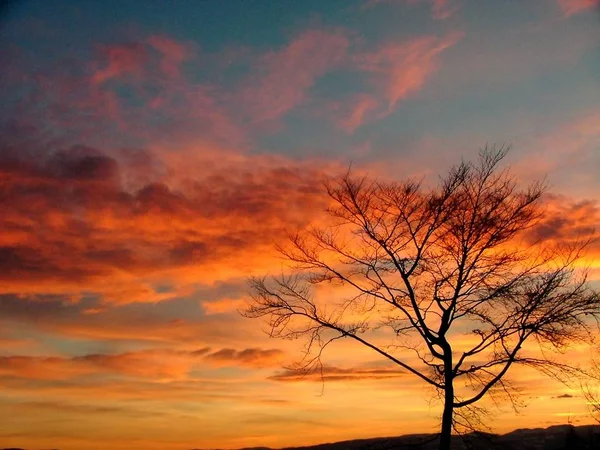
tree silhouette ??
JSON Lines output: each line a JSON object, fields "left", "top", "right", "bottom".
{"left": 244, "top": 148, "right": 600, "bottom": 450}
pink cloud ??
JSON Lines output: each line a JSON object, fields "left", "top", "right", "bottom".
{"left": 364, "top": 0, "right": 458, "bottom": 20}
{"left": 147, "top": 35, "right": 193, "bottom": 78}
{"left": 6, "top": 28, "right": 463, "bottom": 148}
{"left": 90, "top": 39, "right": 243, "bottom": 148}
{"left": 91, "top": 35, "right": 194, "bottom": 86}
{"left": 428, "top": 0, "right": 457, "bottom": 19}
{"left": 4, "top": 34, "right": 246, "bottom": 151}
{"left": 90, "top": 43, "right": 149, "bottom": 86}
{"left": 337, "top": 94, "right": 380, "bottom": 133}
{"left": 557, "top": 0, "right": 599, "bottom": 16}
{"left": 323, "top": 32, "right": 462, "bottom": 132}
{"left": 509, "top": 110, "right": 600, "bottom": 198}
{"left": 366, "top": 32, "right": 462, "bottom": 110}
{"left": 241, "top": 29, "right": 350, "bottom": 122}
{"left": 339, "top": 32, "right": 462, "bottom": 128}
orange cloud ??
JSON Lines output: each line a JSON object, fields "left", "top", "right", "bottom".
{"left": 0, "top": 347, "right": 282, "bottom": 382}
{"left": 526, "top": 195, "right": 599, "bottom": 258}
{"left": 0, "top": 350, "right": 196, "bottom": 381}
{"left": 204, "top": 348, "right": 284, "bottom": 368}
{"left": 0, "top": 144, "right": 331, "bottom": 305}
{"left": 3, "top": 21, "right": 598, "bottom": 449}
{"left": 0, "top": 355, "right": 95, "bottom": 380}
{"left": 0, "top": 290, "right": 272, "bottom": 348}
{"left": 0, "top": 372, "right": 245, "bottom": 403}
{"left": 201, "top": 297, "right": 246, "bottom": 315}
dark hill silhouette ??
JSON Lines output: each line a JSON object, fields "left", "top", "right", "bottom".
{"left": 4, "top": 425, "right": 599, "bottom": 450}
{"left": 193, "top": 424, "right": 600, "bottom": 450}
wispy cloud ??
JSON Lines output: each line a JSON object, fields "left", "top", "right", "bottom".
{"left": 552, "top": 393, "right": 576, "bottom": 399}
{"left": 328, "top": 32, "right": 462, "bottom": 132}
{"left": 556, "top": 0, "right": 599, "bottom": 17}
{"left": 337, "top": 31, "right": 463, "bottom": 131}
{"left": 364, "top": 0, "right": 459, "bottom": 20}
{"left": 205, "top": 348, "right": 284, "bottom": 368}
{"left": 240, "top": 29, "right": 350, "bottom": 123}
{"left": 0, "top": 347, "right": 282, "bottom": 381}
{"left": 270, "top": 365, "right": 407, "bottom": 382}
{"left": 356, "top": 32, "right": 462, "bottom": 110}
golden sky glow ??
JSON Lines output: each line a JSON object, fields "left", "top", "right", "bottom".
{"left": 0, "top": 1, "right": 599, "bottom": 449}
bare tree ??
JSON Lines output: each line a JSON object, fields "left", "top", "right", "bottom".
{"left": 244, "top": 147, "right": 600, "bottom": 450}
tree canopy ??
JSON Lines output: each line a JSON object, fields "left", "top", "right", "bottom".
{"left": 245, "top": 148, "right": 600, "bottom": 450}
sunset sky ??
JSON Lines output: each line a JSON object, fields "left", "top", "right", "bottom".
{"left": 1, "top": 1, "right": 599, "bottom": 449}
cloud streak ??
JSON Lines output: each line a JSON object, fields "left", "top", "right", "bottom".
{"left": 270, "top": 365, "right": 407, "bottom": 382}
{"left": 337, "top": 32, "right": 462, "bottom": 130}
{"left": 0, "top": 347, "right": 283, "bottom": 381}
{"left": 365, "top": 0, "right": 458, "bottom": 20}
{"left": 205, "top": 348, "right": 284, "bottom": 368}
{"left": 241, "top": 29, "right": 350, "bottom": 123}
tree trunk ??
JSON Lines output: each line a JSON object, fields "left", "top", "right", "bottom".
{"left": 439, "top": 349, "right": 454, "bottom": 450}
{"left": 439, "top": 388, "right": 453, "bottom": 450}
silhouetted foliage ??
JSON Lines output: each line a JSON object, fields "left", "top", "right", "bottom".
{"left": 245, "top": 147, "right": 600, "bottom": 450}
